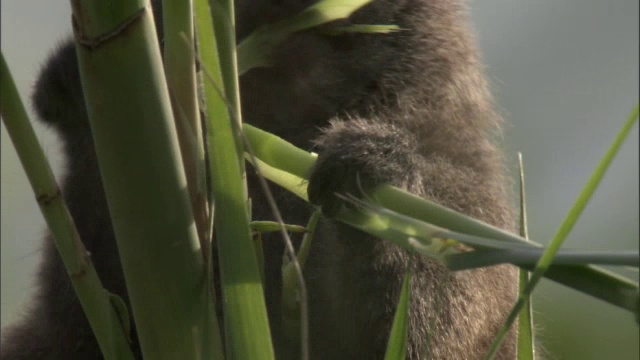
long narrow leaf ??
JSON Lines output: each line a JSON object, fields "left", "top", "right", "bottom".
{"left": 194, "top": 0, "right": 275, "bottom": 358}
{"left": 447, "top": 248, "right": 639, "bottom": 270}
{"left": 485, "top": 105, "right": 640, "bottom": 358}
{"left": 515, "top": 152, "right": 535, "bottom": 360}
{"left": 336, "top": 196, "right": 639, "bottom": 268}
{"left": 162, "top": 0, "right": 210, "bottom": 252}
{"left": 237, "top": 0, "right": 374, "bottom": 73}
{"left": 384, "top": 273, "right": 412, "bottom": 360}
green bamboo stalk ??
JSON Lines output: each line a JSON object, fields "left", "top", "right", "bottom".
{"left": 194, "top": 0, "right": 275, "bottom": 358}
{"left": 70, "top": 0, "right": 215, "bottom": 358}
{"left": 162, "top": 1, "right": 224, "bottom": 358}
{"left": 210, "top": 0, "right": 245, "bottom": 175}
{"left": 1, "top": 53, "right": 135, "bottom": 360}
{"left": 162, "top": 0, "right": 210, "bottom": 253}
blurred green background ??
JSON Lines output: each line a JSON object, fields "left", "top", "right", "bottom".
{"left": 1, "top": 1, "right": 638, "bottom": 359}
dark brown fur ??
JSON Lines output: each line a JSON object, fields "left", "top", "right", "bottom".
{"left": 2, "top": 1, "right": 517, "bottom": 359}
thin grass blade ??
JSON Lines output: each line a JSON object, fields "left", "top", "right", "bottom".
{"left": 485, "top": 105, "right": 640, "bottom": 358}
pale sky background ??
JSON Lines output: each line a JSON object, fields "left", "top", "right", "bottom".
{"left": 2, "top": 1, "right": 638, "bottom": 358}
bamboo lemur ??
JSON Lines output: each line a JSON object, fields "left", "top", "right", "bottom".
{"left": 1, "top": 0, "right": 518, "bottom": 359}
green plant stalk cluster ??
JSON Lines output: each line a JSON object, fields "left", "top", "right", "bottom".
{"left": 195, "top": 0, "right": 275, "bottom": 358}
{"left": 71, "top": 0, "right": 215, "bottom": 358}
{"left": 1, "top": 54, "right": 135, "bottom": 359}
{"left": 3, "top": 1, "right": 404, "bottom": 358}
{"left": 162, "top": 0, "right": 224, "bottom": 357}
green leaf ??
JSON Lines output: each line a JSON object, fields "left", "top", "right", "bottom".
{"left": 322, "top": 24, "right": 400, "bottom": 35}
{"left": 107, "top": 291, "right": 132, "bottom": 342}
{"left": 485, "top": 105, "right": 640, "bottom": 359}
{"left": 195, "top": 0, "right": 275, "bottom": 358}
{"left": 516, "top": 153, "right": 534, "bottom": 360}
{"left": 71, "top": 0, "right": 217, "bottom": 357}
{"left": 162, "top": 0, "right": 210, "bottom": 252}
{"left": 251, "top": 221, "right": 307, "bottom": 234}
{"left": 237, "top": 0, "right": 375, "bottom": 73}
{"left": 384, "top": 273, "right": 412, "bottom": 360}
